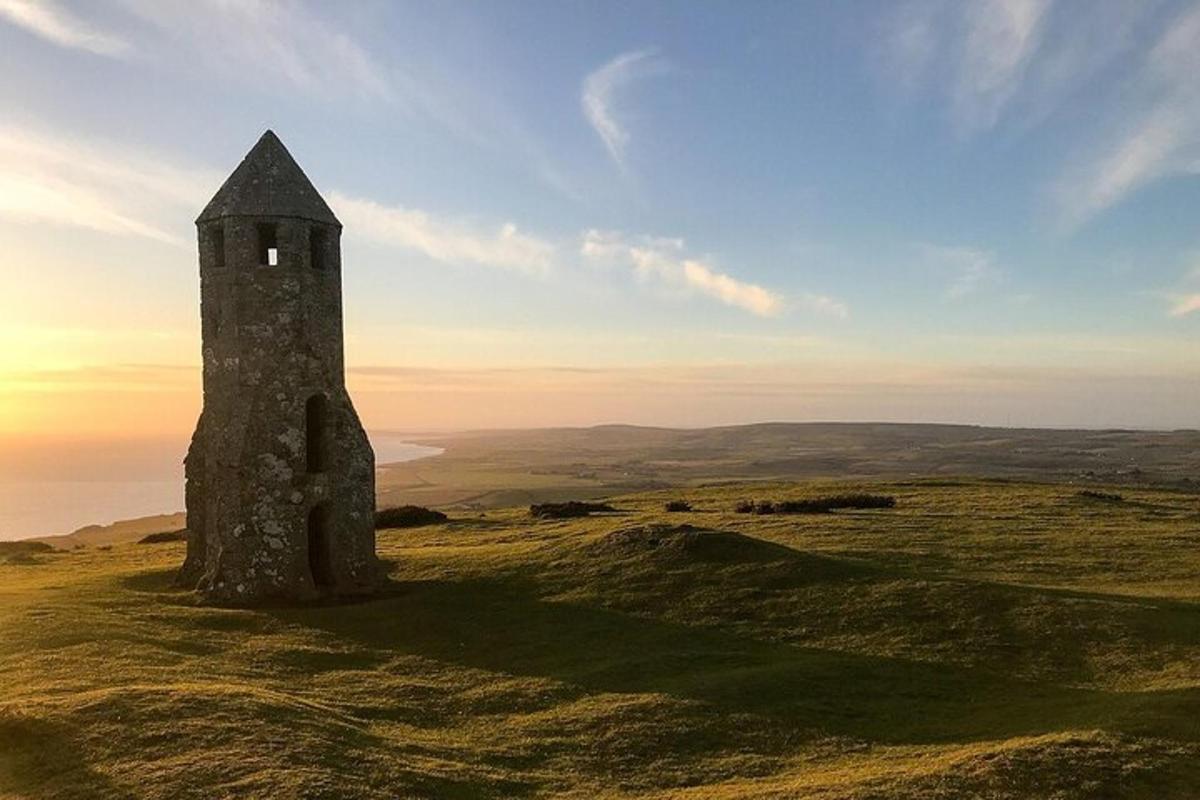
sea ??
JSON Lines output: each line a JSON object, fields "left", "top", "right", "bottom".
{"left": 0, "top": 434, "right": 443, "bottom": 541}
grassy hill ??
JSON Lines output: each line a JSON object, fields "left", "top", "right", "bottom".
{"left": 3, "top": 478, "right": 1199, "bottom": 798}
{"left": 32, "top": 513, "right": 188, "bottom": 551}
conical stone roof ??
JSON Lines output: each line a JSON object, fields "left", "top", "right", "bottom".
{"left": 196, "top": 130, "right": 340, "bottom": 226}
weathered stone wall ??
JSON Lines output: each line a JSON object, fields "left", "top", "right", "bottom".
{"left": 181, "top": 211, "right": 377, "bottom": 605}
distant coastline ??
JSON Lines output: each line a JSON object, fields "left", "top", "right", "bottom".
{"left": 0, "top": 435, "right": 444, "bottom": 542}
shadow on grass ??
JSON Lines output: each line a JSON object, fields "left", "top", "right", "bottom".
{"left": 0, "top": 714, "right": 133, "bottom": 800}
{"left": 271, "top": 576, "right": 1200, "bottom": 748}
{"left": 121, "top": 567, "right": 186, "bottom": 594}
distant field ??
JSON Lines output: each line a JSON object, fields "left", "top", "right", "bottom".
{"left": 3, "top": 478, "right": 1199, "bottom": 798}
{"left": 377, "top": 422, "right": 1200, "bottom": 511}
{"left": 22, "top": 423, "right": 1200, "bottom": 547}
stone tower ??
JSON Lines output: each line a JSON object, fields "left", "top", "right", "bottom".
{"left": 179, "top": 130, "right": 377, "bottom": 605}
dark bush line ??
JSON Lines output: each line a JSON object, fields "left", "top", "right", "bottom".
{"left": 530, "top": 501, "right": 618, "bottom": 519}
{"left": 375, "top": 505, "right": 448, "bottom": 529}
{"left": 1076, "top": 489, "right": 1124, "bottom": 503}
{"left": 735, "top": 494, "right": 896, "bottom": 515}
{"left": 0, "top": 540, "right": 54, "bottom": 562}
{"left": 664, "top": 500, "right": 692, "bottom": 512}
{"left": 138, "top": 529, "right": 188, "bottom": 545}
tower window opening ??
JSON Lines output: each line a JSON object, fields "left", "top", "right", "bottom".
{"left": 307, "top": 504, "right": 333, "bottom": 588}
{"left": 209, "top": 224, "right": 225, "bottom": 268}
{"left": 257, "top": 223, "right": 279, "bottom": 266}
{"left": 305, "top": 393, "right": 327, "bottom": 474}
{"left": 310, "top": 227, "right": 327, "bottom": 271}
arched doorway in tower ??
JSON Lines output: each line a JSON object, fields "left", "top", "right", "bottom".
{"left": 307, "top": 504, "right": 334, "bottom": 588}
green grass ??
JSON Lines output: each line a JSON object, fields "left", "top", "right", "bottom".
{"left": 3, "top": 478, "right": 1200, "bottom": 798}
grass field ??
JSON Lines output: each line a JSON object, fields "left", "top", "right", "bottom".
{"left": 3, "top": 478, "right": 1200, "bottom": 798}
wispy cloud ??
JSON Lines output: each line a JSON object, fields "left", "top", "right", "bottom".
{"left": 796, "top": 292, "right": 850, "bottom": 319}
{"left": 878, "top": 1, "right": 941, "bottom": 92}
{"left": 881, "top": 0, "right": 1056, "bottom": 133}
{"left": 0, "top": 124, "right": 217, "bottom": 244}
{"left": 951, "top": 0, "right": 1053, "bottom": 134}
{"left": 1165, "top": 259, "right": 1200, "bottom": 317}
{"left": 1053, "top": 4, "right": 1200, "bottom": 228}
{"left": 881, "top": 1, "right": 1193, "bottom": 226}
{"left": 581, "top": 48, "right": 667, "bottom": 170}
{"left": 1168, "top": 294, "right": 1200, "bottom": 317}
{"left": 330, "top": 192, "right": 556, "bottom": 276}
{"left": 880, "top": 0, "right": 1151, "bottom": 138}
{"left": 917, "top": 243, "right": 1003, "bottom": 298}
{"left": 0, "top": 0, "right": 130, "bottom": 56}
{"left": 118, "top": 0, "right": 392, "bottom": 100}
{"left": 582, "top": 230, "right": 795, "bottom": 317}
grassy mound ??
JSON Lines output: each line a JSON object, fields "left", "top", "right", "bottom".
{"left": 0, "top": 540, "right": 53, "bottom": 565}
{"left": 596, "top": 523, "right": 800, "bottom": 564}
{"left": 2, "top": 478, "right": 1199, "bottom": 798}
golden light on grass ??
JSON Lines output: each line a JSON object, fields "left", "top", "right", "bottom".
{"left": 2, "top": 479, "right": 1198, "bottom": 796}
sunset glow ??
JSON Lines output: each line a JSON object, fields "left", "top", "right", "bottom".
{"left": 0, "top": 0, "right": 1198, "bottom": 447}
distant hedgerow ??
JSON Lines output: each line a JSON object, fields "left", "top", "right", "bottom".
{"left": 530, "top": 501, "right": 617, "bottom": 519}
{"left": 735, "top": 494, "right": 896, "bottom": 515}
{"left": 375, "top": 505, "right": 448, "bottom": 529}
{"left": 664, "top": 500, "right": 692, "bottom": 512}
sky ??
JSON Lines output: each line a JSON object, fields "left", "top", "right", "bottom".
{"left": 1, "top": 0, "right": 1199, "bottom": 444}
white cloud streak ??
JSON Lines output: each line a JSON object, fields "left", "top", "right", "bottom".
{"left": 330, "top": 192, "right": 556, "bottom": 276}
{"left": 1053, "top": 4, "right": 1200, "bottom": 228}
{"left": 0, "top": 0, "right": 129, "bottom": 56}
{"left": 582, "top": 230, "right": 799, "bottom": 318}
{"left": 0, "top": 125, "right": 217, "bottom": 244}
{"left": 117, "top": 0, "right": 392, "bottom": 100}
{"left": 581, "top": 48, "right": 666, "bottom": 170}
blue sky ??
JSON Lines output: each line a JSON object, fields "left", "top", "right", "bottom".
{"left": 0, "top": 0, "right": 1198, "bottom": 433}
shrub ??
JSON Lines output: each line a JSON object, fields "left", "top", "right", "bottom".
{"left": 775, "top": 500, "right": 812, "bottom": 513}
{"left": 375, "top": 505, "right": 448, "bottom": 529}
{"left": 138, "top": 529, "right": 187, "bottom": 545}
{"left": 734, "top": 500, "right": 755, "bottom": 514}
{"left": 664, "top": 500, "right": 692, "bottom": 512}
{"left": 828, "top": 494, "right": 895, "bottom": 510}
{"left": 530, "top": 501, "right": 617, "bottom": 519}
{"left": 754, "top": 501, "right": 777, "bottom": 515}
{"left": 1077, "top": 489, "right": 1124, "bottom": 503}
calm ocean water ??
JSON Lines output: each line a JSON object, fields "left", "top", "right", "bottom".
{"left": 0, "top": 436, "right": 443, "bottom": 541}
